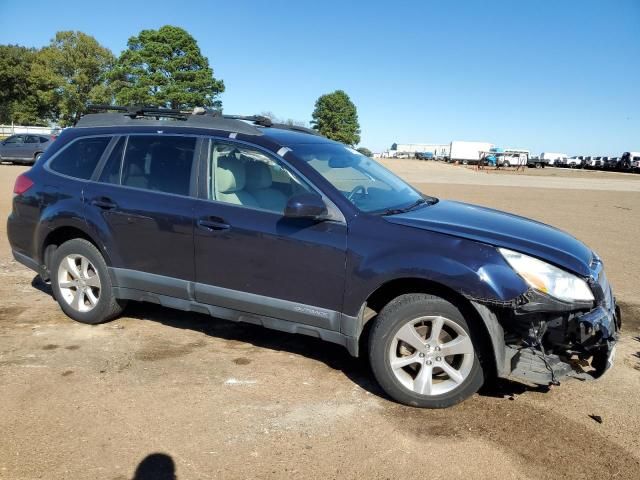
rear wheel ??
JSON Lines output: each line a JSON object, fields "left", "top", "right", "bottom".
{"left": 34, "top": 152, "right": 43, "bottom": 162}
{"left": 369, "top": 294, "right": 484, "bottom": 408}
{"left": 50, "top": 239, "right": 125, "bottom": 324}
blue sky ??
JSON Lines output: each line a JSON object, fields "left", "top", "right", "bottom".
{"left": 1, "top": 0, "right": 638, "bottom": 154}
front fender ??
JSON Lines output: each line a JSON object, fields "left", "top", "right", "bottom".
{"left": 343, "top": 216, "right": 529, "bottom": 316}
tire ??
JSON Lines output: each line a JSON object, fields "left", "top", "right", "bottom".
{"left": 369, "top": 294, "right": 484, "bottom": 408}
{"left": 503, "top": 160, "right": 511, "bottom": 168}
{"left": 34, "top": 152, "right": 43, "bottom": 162}
{"left": 50, "top": 238, "right": 126, "bottom": 324}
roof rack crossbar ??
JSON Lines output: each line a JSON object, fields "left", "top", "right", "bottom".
{"left": 80, "top": 105, "right": 324, "bottom": 138}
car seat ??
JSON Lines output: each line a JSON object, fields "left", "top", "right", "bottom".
{"left": 245, "top": 161, "right": 288, "bottom": 213}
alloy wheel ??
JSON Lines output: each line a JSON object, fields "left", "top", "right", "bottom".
{"left": 388, "top": 315, "right": 475, "bottom": 396}
{"left": 57, "top": 254, "right": 101, "bottom": 312}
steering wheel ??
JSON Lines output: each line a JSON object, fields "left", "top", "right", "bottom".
{"left": 347, "top": 185, "right": 367, "bottom": 202}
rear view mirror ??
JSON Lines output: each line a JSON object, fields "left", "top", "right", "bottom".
{"left": 284, "top": 193, "right": 328, "bottom": 220}
{"left": 328, "top": 156, "right": 359, "bottom": 168}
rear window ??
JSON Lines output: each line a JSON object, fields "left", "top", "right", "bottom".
{"left": 49, "top": 136, "right": 111, "bottom": 179}
{"left": 120, "top": 135, "right": 196, "bottom": 196}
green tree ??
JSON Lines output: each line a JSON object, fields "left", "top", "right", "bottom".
{"left": 357, "top": 147, "right": 373, "bottom": 157}
{"left": 0, "top": 45, "right": 47, "bottom": 125}
{"left": 310, "top": 90, "right": 360, "bottom": 145}
{"left": 111, "top": 25, "right": 224, "bottom": 110}
{"left": 32, "top": 31, "right": 115, "bottom": 126}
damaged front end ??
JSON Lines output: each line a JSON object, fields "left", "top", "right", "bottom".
{"left": 475, "top": 256, "right": 621, "bottom": 386}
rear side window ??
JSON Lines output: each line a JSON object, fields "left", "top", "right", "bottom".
{"left": 39, "top": 136, "right": 49, "bottom": 143}
{"left": 25, "top": 135, "right": 40, "bottom": 144}
{"left": 99, "top": 137, "right": 126, "bottom": 184}
{"left": 120, "top": 136, "right": 196, "bottom": 196}
{"left": 49, "top": 136, "right": 110, "bottom": 179}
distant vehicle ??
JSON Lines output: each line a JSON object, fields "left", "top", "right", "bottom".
{"left": 0, "top": 134, "right": 54, "bottom": 164}
{"left": 584, "top": 156, "right": 603, "bottom": 169}
{"left": 527, "top": 156, "right": 547, "bottom": 168}
{"left": 567, "top": 156, "right": 584, "bottom": 168}
{"left": 540, "top": 152, "right": 567, "bottom": 166}
{"left": 415, "top": 152, "right": 434, "bottom": 161}
{"left": 500, "top": 150, "right": 529, "bottom": 167}
{"left": 450, "top": 141, "right": 493, "bottom": 165}
{"left": 603, "top": 157, "right": 620, "bottom": 170}
{"left": 621, "top": 152, "right": 640, "bottom": 172}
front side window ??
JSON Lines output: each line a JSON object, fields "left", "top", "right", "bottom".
{"left": 120, "top": 136, "right": 196, "bottom": 196}
{"left": 49, "top": 136, "right": 111, "bottom": 179}
{"left": 292, "top": 143, "right": 425, "bottom": 213}
{"left": 210, "top": 141, "right": 311, "bottom": 214}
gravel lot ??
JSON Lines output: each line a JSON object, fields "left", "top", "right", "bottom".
{"left": 1, "top": 161, "right": 639, "bottom": 479}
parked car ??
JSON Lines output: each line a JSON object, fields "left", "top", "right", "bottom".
{"left": 7, "top": 107, "right": 620, "bottom": 408}
{"left": 0, "top": 134, "right": 54, "bottom": 164}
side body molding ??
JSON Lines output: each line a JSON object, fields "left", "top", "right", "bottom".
{"left": 108, "top": 268, "right": 360, "bottom": 355}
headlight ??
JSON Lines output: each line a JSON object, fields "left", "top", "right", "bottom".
{"left": 499, "top": 248, "right": 594, "bottom": 302}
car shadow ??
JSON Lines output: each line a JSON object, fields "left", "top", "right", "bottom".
{"left": 123, "top": 300, "right": 386, "bottom": 398}
{"left": 30, "top": 274, "right": 551, "bottom": 403}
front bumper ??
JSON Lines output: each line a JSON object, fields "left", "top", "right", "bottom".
{"left": 500, "top": 259, "right": 620, "bottom": 385}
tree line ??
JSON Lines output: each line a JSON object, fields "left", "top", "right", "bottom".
{"left": 0, "top": 25, "right": 366, "bottom": 150}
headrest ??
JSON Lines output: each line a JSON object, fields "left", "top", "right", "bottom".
{"left": 245, "top": 161, "right": 273, "bottom": 190}
{"left": 216, "top": 156, "right": 246, "bottom": 193}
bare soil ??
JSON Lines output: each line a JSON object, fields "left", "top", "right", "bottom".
{"left": 1, "top": 163, "right": 639, "bottom": 479}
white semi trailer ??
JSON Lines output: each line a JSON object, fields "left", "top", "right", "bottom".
{"left": 449, "top": 141, "right": 494, "bottom": 164}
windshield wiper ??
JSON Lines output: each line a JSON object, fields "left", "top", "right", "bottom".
{"left": 379, "top": 198, "right": 433, "bottom": 216}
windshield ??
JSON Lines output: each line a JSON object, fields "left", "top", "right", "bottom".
{"left": 292, "top": 143, "right": 427, "bottom": 213}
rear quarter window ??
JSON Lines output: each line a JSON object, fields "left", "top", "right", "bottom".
{"left": 49, "top": 136, "right": 111, "bottom": 179}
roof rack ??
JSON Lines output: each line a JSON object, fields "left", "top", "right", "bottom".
{"left": 78, "top": 105, "right": 323, "bottom": 137}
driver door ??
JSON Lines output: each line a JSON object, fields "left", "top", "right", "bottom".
{"left": 192, "top": 139, "right": 348, "bottom": 331}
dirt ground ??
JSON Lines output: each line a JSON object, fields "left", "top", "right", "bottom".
{"left": 1, "top": 161, "right": 639, "bottom": 480}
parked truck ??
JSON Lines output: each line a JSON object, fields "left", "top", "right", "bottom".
{"left": 449, "top": 141, "right": 494, "bottom": 165}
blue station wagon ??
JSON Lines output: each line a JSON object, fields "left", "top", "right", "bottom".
{"left": 7, "top": 106, "right": 620, "bottom": 407}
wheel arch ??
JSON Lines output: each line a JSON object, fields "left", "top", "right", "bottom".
{"left": 40, "top": 224, "right": 110, "bottom": 279}
{"left": 360, "top": 277, "right": 499, "bottom": 376}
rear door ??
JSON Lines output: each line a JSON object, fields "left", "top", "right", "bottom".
{"left": 85, "top": 134, "right": 200, "bottom": 297}
{"left": 24, "top": 135, "right": 41, "bottom": 160}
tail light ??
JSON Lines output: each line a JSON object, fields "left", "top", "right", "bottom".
{"left": 13, "top": 174, "right": 34, "bottom": 195}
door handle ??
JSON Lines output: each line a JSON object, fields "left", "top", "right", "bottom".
{"left": 91, "top": 197, "right": 117, "bottom": 210}
{"left": 197, "top": 217, "right": 230, "bottom": 231}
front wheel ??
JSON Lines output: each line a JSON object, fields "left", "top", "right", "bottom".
{"left": 51, "top": 238, "right": 126, "bottom": 324}
{"left": 369, "top": 294, "right": 484, "bottom": 408}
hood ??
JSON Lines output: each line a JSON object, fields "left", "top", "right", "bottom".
{"left": 386, "top": 200, "right": 593, "bottom": 277}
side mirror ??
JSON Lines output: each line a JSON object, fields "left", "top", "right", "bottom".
{"left": 284, "top": 193, "right": 328, "bottom": 220}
